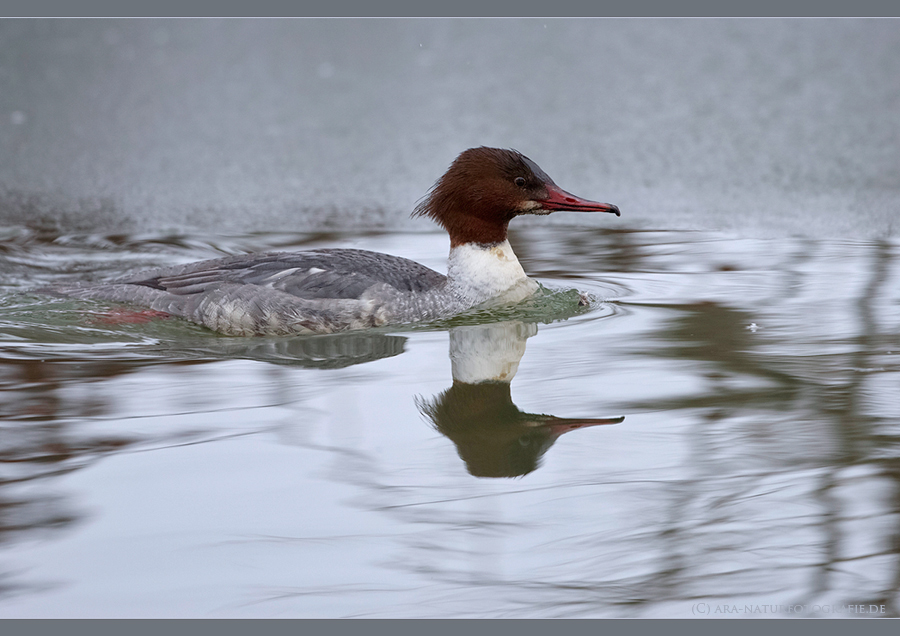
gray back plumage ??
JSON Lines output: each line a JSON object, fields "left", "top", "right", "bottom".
{"left": 43, "top": 249, "right": 452, "bottom": 336}
{"left": 124, "top": 249, "right": 447, "bottom": 298}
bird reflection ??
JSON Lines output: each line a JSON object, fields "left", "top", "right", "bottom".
{"left": 161, "top": 330, "right": 408, "bottom": 369}
{"left": 418, "top": 321, "right": 623, "bottom": 478}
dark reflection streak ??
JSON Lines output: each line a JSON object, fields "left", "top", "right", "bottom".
{"left": 374, "top": 480, "right": 668, "bottom": 511}
{"left": 802, "top": 240, "right": 894, "bottom": 611}
{"left": 825, "top": 550, "right": 900, "bottom": 564}
{"left": 76, "top": 398, "right": 307, "bottom": 422}
{"left": 119, "top": 430, "right": 267, "bottom": 454}
{"left": 212, "top": 533, "right": 395, "bottom": 546}
{"left": 774, "top": 239, "right": 816, "bottom": 305}
{"left": 519, "top": 228, "right": 648, "bottom": 280}
{"left": 818, "top": 240, "right": 895, "bottom": 611}
{"left": 804, "top": 471, "right": 838, "bottom": 607}
{"left": 235, "top": 584, "right": 423, "bottom": 611}
{"left": 839, "top": 240, "right": 891, "bottom": 459}
{"left": 855, "top": 241, "right": 900, "bottom": 614}
{"left": 678, "top": 410, "right": 726, "bottom": 600}
{"left": 0, "top": 463, "right": 91, "bottom": 487}
{"left": 788, "top": 237, "right": 885, "bottom": 603}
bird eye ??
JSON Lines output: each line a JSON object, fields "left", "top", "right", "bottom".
{"left": 514, "top": 177, "right": 526, "bottom": 187}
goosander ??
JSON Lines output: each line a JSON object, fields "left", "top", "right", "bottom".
{"left": 48, "top": 147, "right": 620, "bottom": 336}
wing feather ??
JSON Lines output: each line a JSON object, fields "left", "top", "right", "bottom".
{"left": 122, "top": 249, "right": 447, "bottom": 300}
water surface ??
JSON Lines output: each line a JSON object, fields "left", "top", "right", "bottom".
{"left": 1, "top": 226, "right": 898, "bottom": 618}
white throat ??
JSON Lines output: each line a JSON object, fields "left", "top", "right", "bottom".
{"left": 446, "top": 240, "right": 539, "bottom": 306}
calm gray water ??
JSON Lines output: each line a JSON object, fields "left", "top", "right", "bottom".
{"left": 1, "top": 19, "right": 899, "bottom": 618}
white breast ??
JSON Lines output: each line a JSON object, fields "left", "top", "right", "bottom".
{"left": 446, "top": 240, "right": 540, "bottom": 306}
